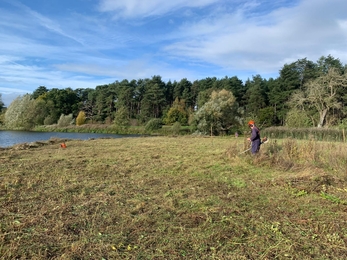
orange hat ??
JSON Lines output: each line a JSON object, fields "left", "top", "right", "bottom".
{"left": 248, "top": 120, "right": 255, "bottom": 126}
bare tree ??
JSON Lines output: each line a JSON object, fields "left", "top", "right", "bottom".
{"left": 306, "top": 68, "right": 347, "bottom": 127}
{"left": 289, "top": 68, "right": 347, "bottom": 127}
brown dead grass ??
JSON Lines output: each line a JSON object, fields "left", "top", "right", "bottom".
{"left": 1, "top": 136, "right": 347, "bottom": 259}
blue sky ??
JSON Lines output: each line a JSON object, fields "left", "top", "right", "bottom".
{"left": 1, "top": 0, "right": 347, "bottom": 106}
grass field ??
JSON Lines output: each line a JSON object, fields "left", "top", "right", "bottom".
{"left": 1, "top": 136, "right": 347, "bottom": 259}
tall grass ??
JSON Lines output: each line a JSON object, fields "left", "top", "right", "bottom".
{"left": 234, "top": 138, "right": 347, "bottom": 174}
{"left": 263, "top": 126, "right": 347, "bottom": 142}
{"left": 34, "top": 123, "right": 194, "bottom": 136}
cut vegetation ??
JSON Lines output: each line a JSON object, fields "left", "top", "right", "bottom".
{"left": 1, "top": 136, "right": 347, "bottom": 259}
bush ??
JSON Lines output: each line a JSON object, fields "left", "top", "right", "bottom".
{"left": 145, "top": 118, "right": 163, "bottom": 132}
{"left": 285, "top": 108, "right": 311, "bottom": 127}
{"left": 164, "top": 106, "right": 188, "bottom": 125}
{"left": 57, "top": 114, "right": 73, "bottom": 127}
{"left": 44, "top": 115, "right": 56, "bottom": 125}
{"left": 76, "top": 111, "right": 86, "bottom": 126}
{"left": 171, "top": 122, "right": 181, "bottom": 135}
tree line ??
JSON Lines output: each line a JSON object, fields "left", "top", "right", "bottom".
{"left": 1, "top": 55, "right": 347, "bottom": 134}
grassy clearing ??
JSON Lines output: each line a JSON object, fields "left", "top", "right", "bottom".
{"left": 1, "top": 136, "right": 347, "bottom": 259}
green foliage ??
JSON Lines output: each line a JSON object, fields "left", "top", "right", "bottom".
{"left": 31, "top": 86, "right": 48, "bottom": 99}
{"left": 30, "top": 100, "right": 44, "bottom": 125}
{"left": 171, "top": 121, "right": 181, "bottom": 135}
{"left": 287, "top": 67, "right": 347, "bottom": 127}
{"left": 257, "top": 107, "right": 275, "bottom": 128}
{"left": 113, "top": 106, "right": 130, "bottom": 127}
{"left": 338, "top": 118, "right": 347, "bottom": 129}
{"left": 145, "top": 118, "right": 163, "bottom": 132}
{"left": 220, "top": 76, "right": 245, "bottom": 104}
{"left": 196, "top": 89, "right": 213, "bottom": 109}
{"left": 5, "top": 54, "right": 347, "bottom": 130}
{"left": 44, "top": 115, "right": 56, "bottom": 125}
{"left": 244, "top": 75, "right": 267, "bottom": 116}
{"left": 165, "top": 108, "right": 188, "bottom": 125}
{"left": 163, "top": 97, "right": 188, "bottom": 125}
{"left": 285, "top": 108, "right": 312, "bottom": 127}
{"left": 174, "top": 78, "right": 193, "bottom": 108}
{"left": 57, "top": 114, "right": 73, "bottom": 127}
{"left": 0, "top": 93, "right": 4, "bottom": 112}
{"left": 45, "top": 88, "right": 79, "bottom": 123}
{"left": 306, "top": 68, "right": 347, "bottom": 127}
{"left": 0, "top": 110, "right": 5, "bottom": 125}
{"left": 140, "top": 80, "right": 167, "bottom": 122}
{"left": 269, "top": 58, "right": 316, "bottom": 124}
{"left": 193, "top": 89, "right": 240, "bottom": 135}
{"left": 4, "top": 94, "right": 36, "bottom": 130}
{"left": 317, "top": 55, "right": 344, "bottom": 74}
{"left": 76, "top": 111, "right": 86, "bottom": 126}
{"left": 320, "top": 192, "right": 343, "bottom": 204}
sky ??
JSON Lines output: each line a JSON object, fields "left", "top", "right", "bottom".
{"left": 1, "top": 0, "right": 347, "bottom": 106}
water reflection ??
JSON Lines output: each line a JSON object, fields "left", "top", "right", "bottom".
{"left": 0, "top": 130, "right": 139, "bottom": 148}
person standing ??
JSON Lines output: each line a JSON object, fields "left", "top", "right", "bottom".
{"left": 247, "top": 120, "right": 261, "bottom": 154}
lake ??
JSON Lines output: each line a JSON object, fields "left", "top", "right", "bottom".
{"left": 0, "top": 130, "right": 140, "bottom": 148}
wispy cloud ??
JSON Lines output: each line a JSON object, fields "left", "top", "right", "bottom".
{"left": 163, "top": 0, "right": 347, "bottom": 73}
{"left": 0, "top": 0, "right": 346, "bottom": 107}
{"left": 97, "top": 0, "right": 222, "bottom": 18}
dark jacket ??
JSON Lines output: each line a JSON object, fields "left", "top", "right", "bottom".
{"left": 250, "top": 126, "right": 260, "bottom": 154}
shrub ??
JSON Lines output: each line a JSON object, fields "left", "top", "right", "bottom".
{"left": 285, "top": 108, "right": 311, "bottom": 127}
{"left": 44, "top": 115, "right": 56, "bottom": 125}
{"left": 164, "top": 98, "right": 189, "bottom": 125}
{"left": 145, "top": 118, "right": 163, "bottom": 132}
{"left": 171, "top": 121, "right": 181, "bottom": 135}
{"left": 76, "top": 111, "right": 86, "bottom": 126}
{"left": 57, "top": 114, "right": 73, "bottom": 127}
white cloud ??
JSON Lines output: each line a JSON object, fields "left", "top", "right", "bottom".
{"left": 1, "top": 0, "right": 347, "bottom": 107}
{"left": 98, "top": 0, "right": 221, "bottom": 18}
{"left": 163, "top": 0, "right": 347, "bottom": 74}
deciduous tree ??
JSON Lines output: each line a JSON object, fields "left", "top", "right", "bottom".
{"left": 289, "top": 68, "right": 347, "bottom": 127}
{"left": 307, "top": 68, "right": 347, "bottom": 127}
{"left": 4, "top": 94, "right": 35, "bottom": 129}
{"left": 32, "top": 86, "right": 48, "bottom": 99}
{"left": 193, "top": 89, "right": 240, "bottom": 135}
{"left": 163, "top": 97, "right": 188, "bottom": 125}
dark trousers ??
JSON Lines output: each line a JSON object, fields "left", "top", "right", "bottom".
{"left": 251, "top": 139, "right": 261, "bottom": 154}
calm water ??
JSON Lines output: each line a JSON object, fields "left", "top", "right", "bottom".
{"left": 0, "top": 130, "right": 140, "bottom": 148}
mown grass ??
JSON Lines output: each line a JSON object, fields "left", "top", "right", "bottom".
{"left": 1, "top": 136, "right": 347, "bottom": 259}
